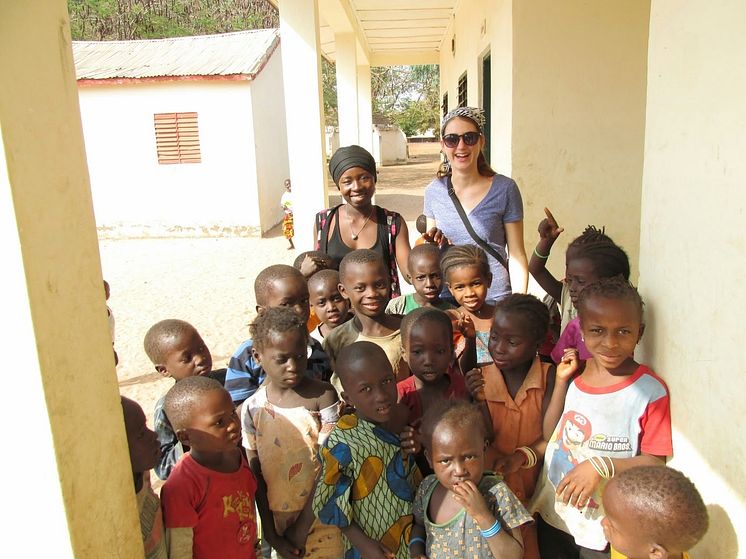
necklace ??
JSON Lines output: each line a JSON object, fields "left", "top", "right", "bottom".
{"left": 348, "top": 205, "right": 374, "bottom": 240}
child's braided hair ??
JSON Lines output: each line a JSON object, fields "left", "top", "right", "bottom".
{"left": 567, "top": 226, "right": 630, "bottom": 280}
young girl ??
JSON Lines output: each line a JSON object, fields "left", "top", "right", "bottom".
{"left": 281, "top": 178, "right": 294, "bottom": 250}
{"left": 241, "top": 307, "right": 343, "bottom": 558}
{"left": 527, "top": 210, "right": 630, "bottom": 362}
{"left": 411, "top": 400, "right": 532, "bottom": 559}
{"left": 465, "top": 294, "right": 568, "bottom": 559}
{"left": 532, "top": 277, "right": 673, "bottom": 557}
{"left": 307, "top": 269, "right": 352, "bottom": 343}
{"left": 441, "top": 244, "right": 495, "bottom": 371}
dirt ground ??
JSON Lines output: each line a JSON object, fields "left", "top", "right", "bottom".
{"left": 108, "top": 141, "right": 442, "bottom": 452}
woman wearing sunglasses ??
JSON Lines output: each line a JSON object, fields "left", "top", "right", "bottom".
{"left": 424, "top": 106, "right": 529, "bottom": 302}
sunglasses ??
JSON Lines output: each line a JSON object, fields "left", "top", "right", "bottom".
{"left": 442, "top": 131, "right": 481, "bottom": 148}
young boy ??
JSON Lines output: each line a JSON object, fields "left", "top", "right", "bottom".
{"left": 386, "top": 243, "right": 455, "bottom": 315}
{"left": 602, "top": 466, "right": 708, "bottom": 559}
{"left": 143, "top": 319, "right": 222, "bottom": 480}
{"left": 121, "top": 396, "right": 168, "bottom": 559}
{"left": 308, "top": 268, "right": 352, "bottom": 343}
{"left": 313, "top": 341, "right": 420, "bottom": 559}
{"left": 323, "top": 249, "right": 410, "bottom": 385}
{"left": 160, "top": 376, "right": 258, "bottom": 559}
{"left": 225, "top": 264, "right": 333, "bottom": 405}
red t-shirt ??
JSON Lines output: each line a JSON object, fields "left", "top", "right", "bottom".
{"left": 161, "top": 453, "right": 258, "bottom": 559}
{"left": 397, "top": 366, "right": 468, "bottom": 423}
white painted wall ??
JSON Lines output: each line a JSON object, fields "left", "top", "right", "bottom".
{"left": 639, "top": 1, "right": 746, "bottom": 556}
{"left": 79, "top": 79, "right": 261, "bottom": 235}
{"left": 375, "top": 125, "right": 408, "bottom": 164}
{"left": 249, "top": 44, "right": 290, "bottom": 233}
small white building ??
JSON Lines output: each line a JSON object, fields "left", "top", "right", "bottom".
{"left": 73, "top": 29, "right": 289, "bottom": 237}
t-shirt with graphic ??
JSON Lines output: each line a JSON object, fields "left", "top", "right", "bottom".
{"left": 161, "top": 453, "right": 258, "bottom": 559}
{"left": 413, "top": 473, "right": 532, "bottom": 559}
{"left": 531, "top": 365, "right": 672, "bottom": 551}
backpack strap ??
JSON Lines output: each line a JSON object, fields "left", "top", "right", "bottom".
{"left": 316, "top": 205, "right": 341, "bottom": 253}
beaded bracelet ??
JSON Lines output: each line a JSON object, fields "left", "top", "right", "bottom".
{"left": 409, "top": 536, "right": 426, "bottom": 549}
{"left": 480, "top": 519, "right": 502, "bottom": 538}
{"left": 516, "top": 446, "right": 538, "bottom": 469}
{"left": 533, "top": 247, "right": 550, "bottom": 259}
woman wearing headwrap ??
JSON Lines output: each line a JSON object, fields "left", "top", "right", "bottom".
{"left": 313, "top": 145, "right": 412, "bottom": 297}
{"left": 424, "top": 107, "right": 529, "bottom": 302}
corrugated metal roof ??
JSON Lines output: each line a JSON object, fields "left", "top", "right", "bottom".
{"left": 72, "top": 29, "right": 279, "bottom": 80}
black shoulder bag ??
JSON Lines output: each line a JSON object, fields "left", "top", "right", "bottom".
{"left": 446, "top": 176, "right": 509, "bottom": 271}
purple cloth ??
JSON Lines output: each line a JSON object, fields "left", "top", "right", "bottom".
{"left": 550, "top": 317, "right": 592, "bottom": 363}
{"left": 424, "top": 175, "right": 523, "bottom": 301}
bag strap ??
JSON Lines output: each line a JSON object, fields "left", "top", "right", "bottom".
{"left": 317, "top": 205, "right": 341, "bottom": 253}
{"left": 446, "top": 176, "right": 508, "bottom": 271}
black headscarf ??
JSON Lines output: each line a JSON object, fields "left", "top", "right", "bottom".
{"left": 328, "top": 145, "right": 377, "bottom": 185}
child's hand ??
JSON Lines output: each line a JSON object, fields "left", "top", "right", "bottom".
{"left": 537, "top": 207, "right": 564, "bottom": 240}
{"left": 400, "top": 424, "right": 421, "bottom": 457}
{"left": 356, "top": 538, "right": 396, "bottom": 559}
{"left": 299, "top": 254, "right": 327, "bottom": 278}
{"left": 455, "top": 312, "right": 476, "bottom": 339}
{"left": 464, "top": 368, "right": 486, "bottom": 401}
{"left": 282, "top": 522, "right": 308, "bottom": 556}
{"left": 493, "top": 451, "right": 526, "bottom": 476}
{"left": 556, "top": 460, "right": 602, "bottom": 509}
{"left": 452, "top": 480, "right": 493, "bottom": 525}
{"left": 422, "top": 226, "right": 450, "bottom": 248}
{"left": 556, "top": 349, "right": 580, "bottom": 382}
{"left": 266, "top": 534, "right": 303, "bottom": 559}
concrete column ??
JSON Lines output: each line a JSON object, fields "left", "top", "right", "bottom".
{"left": 335, "top": 33, "right": 359, "bottom": 147}
{"left": 357, "top": 64, "right": 373, "bottom": 152}
{"left": 279, "top": 0, "right": 328, "bottom": 250}
{"left": 0, "top": 1, "right": 143, "bottom": 555}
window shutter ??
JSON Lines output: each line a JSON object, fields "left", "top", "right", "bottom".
{"left": 154, "top": 112, "right": 201, "bottom": 165}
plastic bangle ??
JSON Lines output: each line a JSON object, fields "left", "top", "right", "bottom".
{"left": 409, "top": 537, "right": 426, "bottom": 549}
{"left": 533, "top": 247, "right": 550, "bottom": 259}
{"left": 480, "top": 519, "right": 502, "bottom": 538}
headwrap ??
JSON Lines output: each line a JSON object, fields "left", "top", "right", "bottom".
{"left": 440, "top": 106, "right": 486, "bottom": 135}
{"left": 328, "top": 145, "right": 377, "bottom": 185}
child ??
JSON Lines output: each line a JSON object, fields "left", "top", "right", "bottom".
{"left": 281, "top": 178, "right": 294, "bottom": 250}
{"left": 313, "top": 341, "right": 420, "bottom": 559}
{"left": 143, "top": 319, "right": 222, "bottom": 480}
{"left": 308, "top": 268, "right": 352, "bottom": 343}
{"left": 532, "top": 277, "right": 673, "bottom": 557}
{"left": 465, "top": 294, "right": 565, "bottom": 559}
{"left": 386, "top": 243, "right": 456, "bottom": 315}
{"left": 397, "top": 307, "right": 467, "bottom": 425}
{"left": 242, "top": 307, "right": 343, "bottom": 558}
{"left": 441, "top": 244, "right": 495, "bottom": 370}
{"left": 411, "top": 399, "right": 532, "bottom": 559}
{"left": 225, "top": 264, "right": 333, "bottom": 405}
{"left": 160, "top": 376, "right": 258, "bottom": 558}
{"left": 323, "top": 249, "right": 410, "bottom": 383}
{"left": 121, "top": 396, "right": 168, "bottom": 559}
{"left": 602, "top": 466, "right": 708, "bottom": 559}
{"left": 527, "top": 209, "right": 630, "bottom": 358}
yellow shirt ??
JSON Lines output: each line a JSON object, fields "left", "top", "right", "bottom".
{"left": 611, "top": 549, "right": 690, "bottom": 559}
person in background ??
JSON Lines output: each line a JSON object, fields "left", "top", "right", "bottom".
{"left": 281, "top": 178, "right": 294, "bottom": 250}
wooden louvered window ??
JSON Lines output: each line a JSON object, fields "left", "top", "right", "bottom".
{"left": 154, "top": 112, "right": 201, "bottom": 164}
{"left": 457, "top": 73, "right": 467, "bottom": 108}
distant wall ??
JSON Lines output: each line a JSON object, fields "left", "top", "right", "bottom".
{"left": 78, "top": 79, "right": 260, "bottom": 236}
{"left": 377, "top": 126, "right": 408, "bottom": 165}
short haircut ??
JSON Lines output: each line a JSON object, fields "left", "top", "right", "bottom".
{"left": 493, "top": 294, "right": 550, "bottom": 343}
{"left": 254, "top": 264, "right": 305, "bottom": 306}
{"left": 577, "top": 275, "right": 644, "bottom": 320}
{"left": 143, "top": 319, "right": 195, "bottom": 364}
{"left": 407, "top": 243, "right": 442, "bottom": 272}
{"left": 335, "top": 341, "right": 389, "bottom": 390}
{"left": 440, "top": 244, "right": 490, "bottom": 282}
{"left": 164, "top": 375, "right": 225, "bottom": 431}
{"left": 249, "top": 306, "right": 308, "bottom": 352}
{"left": 293, "top": 250, "right": 332, "bottom": 270}
{"left": 339, "top": 249, "right": 386, "bottom": 283}
{"left": 415, "top": 214, "right": 428, "bottom": 235}
{"left": 420, "top": 399, "right": 486, "bottom": 450}
{"left": 308, "top": 268, "right": 340, "bottom": 292}
{"left": 611, "top": 466, "right": 708, "bottom": 551}
{"left": 401, "top": 307, "right": 453, "bottom": 347}
{"left": 567, "top": 225, "right": 630, "bottom": 281}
